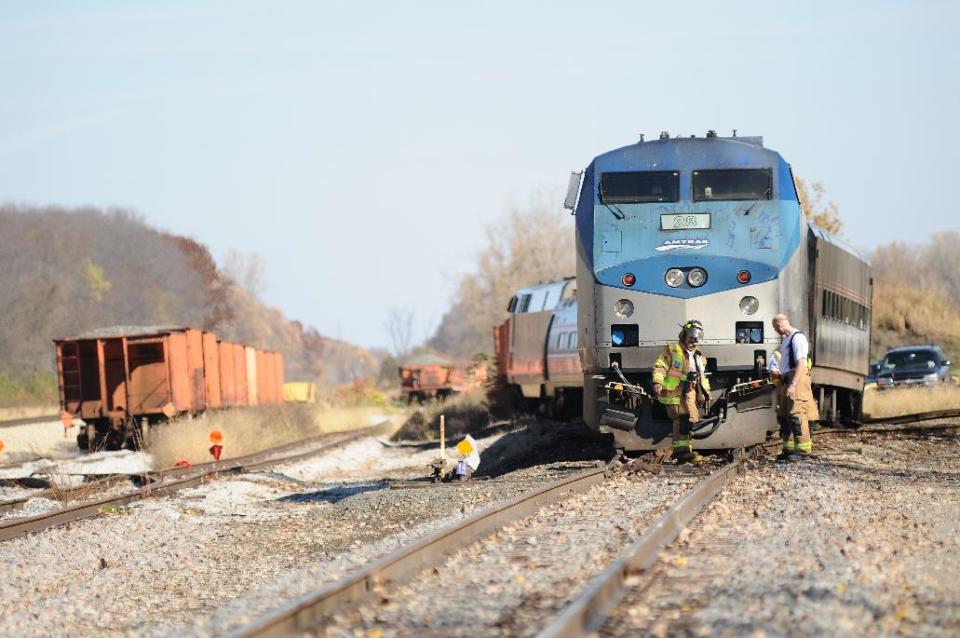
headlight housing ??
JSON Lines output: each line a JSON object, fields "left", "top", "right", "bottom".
{"left": 613, "top": 299, "right": 634, "bottom": 319}
{"left": 687, "top": 267, "right": 707, "bottom": 287}
{"left": 739, "top": 296, "right": 759, "bottom": 315}
{"left": 923, "top": 373, "right": 939, "bottom": 383}
{"left": 878, "top": 376, "right": 893, "bottom": 387}
{"left": 665, "top": 268, "right": 684, "bottom": 288}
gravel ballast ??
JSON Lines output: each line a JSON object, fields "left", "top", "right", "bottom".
{"left": 0, "top": 425, "right": 607, "bottom": 637}
{"left": 601, "top": 430, "right": 960, "bottom": 637}
{"left": 318, "top": 471, "right": 698, "bottom": 637}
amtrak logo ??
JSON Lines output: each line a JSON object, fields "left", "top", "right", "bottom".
{"left": 655, "top": 239, "right": 710, "bottom": 252}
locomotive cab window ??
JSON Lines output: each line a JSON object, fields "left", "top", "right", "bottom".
{"left": 693, "top": 168, "right": 772, "bottom": 201}
{"left": 600, "top": 171, "right": 679, "bottom": 204}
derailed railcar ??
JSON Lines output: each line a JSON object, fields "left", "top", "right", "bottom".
{"left": 567, "top": 132, "right": 871, "bottom": 451}
{"left": 54, "top": 326, "right": 284, "bottom": 450}
{"left": 493, "top": 278, "right": 583, "bottom": 417}
{"left": 398, "top": 354, "right": 487, "bottom": 404}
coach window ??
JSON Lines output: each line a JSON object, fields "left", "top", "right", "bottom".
{"left": 600, "top": 171, "right": 679, "bottom": 204}
{"left": 693, "top": 168, "right": 772, "bottom": 201}
{"left": 517, "top": 294, "right": 532, "bottom": 313}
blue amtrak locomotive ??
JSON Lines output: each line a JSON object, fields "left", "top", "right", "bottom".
{"left": 565, "top": 131, "right": 872, "bottom": 451}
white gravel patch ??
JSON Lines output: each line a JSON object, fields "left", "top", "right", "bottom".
{"left": 0, "top": 449, "right": 152, "bottom": 482}
{"left": 0, "top": 419, "right": 77, "bottom": 465}
{"left": 0, "top": 496, "right": 61, "bottom": 520}
{"left": 280, "top": 431, "right": 506, "bottom": 482}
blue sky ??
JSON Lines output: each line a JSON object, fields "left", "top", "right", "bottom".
{"left": 1, "top": 1, "right": 957, "bottom": 350}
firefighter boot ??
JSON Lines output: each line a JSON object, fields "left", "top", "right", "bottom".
{"left": 776, "top": 415, "right": 795, "bottom": 462}
{"left": 671, "top": 417, "right": 704, "bottom": 464}
{"left": 789, "top": 415, "right": 811, "bottom": 461}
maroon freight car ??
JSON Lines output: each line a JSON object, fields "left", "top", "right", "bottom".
{"left": 54, "top": 326, "right": 284, "bottom": 450}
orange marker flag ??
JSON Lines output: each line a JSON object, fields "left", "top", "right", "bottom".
{"left": 209, "top": 429, "right": 224, "bottom": 461}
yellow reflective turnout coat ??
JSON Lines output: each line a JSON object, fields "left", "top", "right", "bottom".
{"left": 652, "top": 343, "right": 711, "bottom": 405}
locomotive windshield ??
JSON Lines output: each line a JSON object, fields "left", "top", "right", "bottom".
{"left": 692, "top": 168, "right": 772, "bottom": 201}
{"left": 600, "top": 171, "right": 679, "bottom": 204}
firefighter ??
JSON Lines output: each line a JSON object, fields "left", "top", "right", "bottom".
{"left": 652, "top": 319, "right": 711, "bottom": 463}
{"left": 772, "top": 313, "right": 814, "bottom": 460}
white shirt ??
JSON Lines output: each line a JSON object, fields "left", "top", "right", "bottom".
{"left": 766, "top": 351, "right": 781, "bottom": 375}
{"left": 777, "top": 329, "right": 808, "bottom": 377}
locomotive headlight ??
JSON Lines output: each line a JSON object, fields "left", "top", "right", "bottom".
{"left": 687, "top": 268, "right": 707, "bottom": 287}
{"left": 739, "top": 296, "right": 759, "bottom": 315}
{"left": 736, "top": 328, "right": 749, "bottom": 343}
{"left": 613, "top": 299, "right": 635, "bottom": 319}
{"left": 665, "top": 268, "right": 684, "bottom": 288}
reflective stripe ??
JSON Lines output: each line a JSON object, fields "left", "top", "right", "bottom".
{"left": 660, "top": 344, "right": 686, "bottom": 392}
{"left": 660, "top": 397, "right": 680, "bottom": 405}
{"left": 782, "top": 439, "right": 795, "bottom": 451}
{"left": 673, "top": 438, "right": 692, "bottom": 450}
{"left": 796, "top": 440, "right": 813, "bottom": 452}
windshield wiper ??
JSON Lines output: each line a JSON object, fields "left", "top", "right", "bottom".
{"left": 602, "top": 202, "right": 626, "bottom": 220}
{"left": 742, "top": 186, "right": 772, "bottom": 216}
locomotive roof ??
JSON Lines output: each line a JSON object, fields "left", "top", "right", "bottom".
{"left": 591, "top": 135, "right": 791, "bottom": 198}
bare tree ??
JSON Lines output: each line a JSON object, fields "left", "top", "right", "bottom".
{"left": 429, "top": 192, "right": 574, "bottom": 357}
{"left": 222, "top": 249, "right": 265, "bottom": 300}
{"left": 385, "top": 306, "right": 416, "bottom": 360}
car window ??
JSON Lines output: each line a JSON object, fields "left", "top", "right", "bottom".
{"left": 882, "top": 350, "right": 938, "bottom": 370}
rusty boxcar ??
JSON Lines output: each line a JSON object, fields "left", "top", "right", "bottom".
{"left": 54, "top": 326, "right": 284, "bottom": 451}
{"left": 398, "top": 354, "right": 488, "bottom": 404}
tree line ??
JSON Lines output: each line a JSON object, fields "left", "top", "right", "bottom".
{"left": 0, "top": 204, "right": 377, "bottom": 404}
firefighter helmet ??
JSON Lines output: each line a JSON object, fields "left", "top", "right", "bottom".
{"left": 679, "top": 319, "right": 704, "bottom": 342}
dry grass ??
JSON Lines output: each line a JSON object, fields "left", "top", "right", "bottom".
{"left": 391, "top": 390, "right": 494, "bottom": 442}
{"left": 146, "top": 403, "right": 395, "bottom": 470}
{"left": 863, "top": 383, "right": 960, "bottom": 419}
{"left": 872, "top": 279, "right": 960, "bottom": 359}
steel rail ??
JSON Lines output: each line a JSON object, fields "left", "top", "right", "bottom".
{"left": 0, "top": 423, "right": 387, "bottom": 543}
{"left": 0, "top": 414, "right": 61, "bottom": 429}
{"left": 0, "top": 475, "right": 127, "bottom": 514}
{"left": 227, "top": 464, "right": 610, "bottom": 638}
{"left": 538, "top": 455, "right": 745, "bottom": 638}
{"left": 864, "top": 408, "right": 960, "bottom": 426}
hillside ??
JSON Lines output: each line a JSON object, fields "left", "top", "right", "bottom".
{"left": 0, "top": 204, "right": 377, "bottom": 404}
{"left": 869, "top": 231, "right": 960, "bottom": 360}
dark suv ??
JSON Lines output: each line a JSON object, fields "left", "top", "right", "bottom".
{"left": 876, "top": 345, "right": 954, "bottom": 389}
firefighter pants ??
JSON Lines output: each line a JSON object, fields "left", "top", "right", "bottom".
{"left": 665, "top": 389, "right": 700, "bottom": 449}
{"left": 777, "top": 370, "right": 814, "bottom": 453}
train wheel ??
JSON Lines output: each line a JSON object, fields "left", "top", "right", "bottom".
{"left": 76, "top": 430, "right": 89, "bottom": 452}
{"left": 103, "top": 428, "right": 124, "bottom": 451}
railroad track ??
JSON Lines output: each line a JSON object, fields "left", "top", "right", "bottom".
{"left": 0, "top": 423, "right": 389, "bottom": 542}
{"left": 222, "top": 407, "right": 958, "bottom": 637}
{"left": 224, "top": 458, "right": 738, "bottom": 637}
{"left": 0, "top": 413, "right": 60, "bottom": 429}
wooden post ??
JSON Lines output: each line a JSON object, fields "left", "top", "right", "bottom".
{"left": 439, "top": 414, "right": 445, "bottom": 463}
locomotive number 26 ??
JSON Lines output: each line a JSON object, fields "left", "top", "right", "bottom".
{"left": 660, "top": 213, "right": 710, "bottom": 230}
